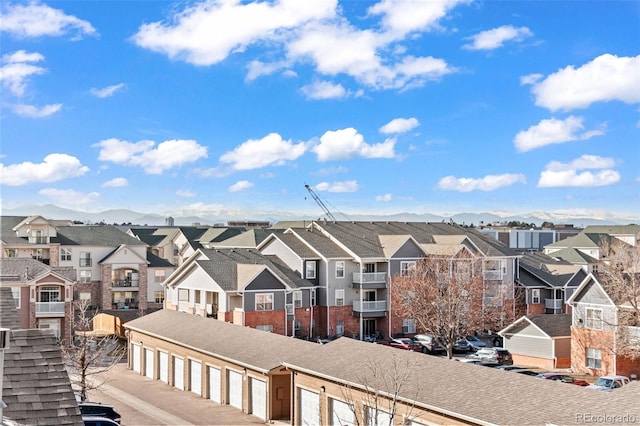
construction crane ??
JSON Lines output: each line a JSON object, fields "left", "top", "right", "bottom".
{"left": 304, "top": 184, "right": 337, "bottom": 222}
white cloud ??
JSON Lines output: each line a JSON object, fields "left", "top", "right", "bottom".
{"left": 526, "top": 54, "right": 640, "bottom": 111}
{"left": 315, "top": 180, "right": 359, "bottom": 192}
{"left": 176, "top": 189, "right": 196, "bottom": 197}
{"left": 0, "top": 153, "right": 89, "bottom": 186}
{"left": 300, "top": 80, "right": 347, "bottom": 100}
{"left": 379, "top": 117, "right": 419, "bottom": 134}
{"left": 0, "top": 50, "right": 46, "bottom": 96}
{"left": 463, "top": 25, "right": 532, "bottom": 50}
{"left": 220, "top": 133, "right": 306, "bottom": 170}
{"left": 437, "top": 173, "right": 526, "bottom": 192}
{"left": 10, "top": 103, "right": 62, "bottom": 118}
{"left": 101, "top": 177, "right": 128, "bottom": 188}
{"left": 538, "top": 155, "right": 620, "bottom": 188}
{"left": 0, "top": 1, "right": 97, "bottom": 39}
{"left": 228, "top": 180, "right": 254, "bottom": 192}
{"left": 514, "top": 116, "right": 605, "bottom": 153}
{"left": 313, "top": 128, "right": 396, "bottom": 161}
{"left": 520, "top": 73, "right": 542, "bottom": 86}
{"left": 94, "top": 138, "right": 208, "bottom": 174}
{"left": 376, "top": 193, "right": 392, "bottom": 202}
{"left": 131, "top": 0, "right": 336, "bottom": 66}
{"left": 90, "top": 83, "right": 126, "bottom": 98}
{"left": 38, "top": 188, "right": 99, "bottom": 205}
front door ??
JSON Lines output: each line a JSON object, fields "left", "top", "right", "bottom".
{"left": 363, "top": 319, "right": 376, "bottom": 337}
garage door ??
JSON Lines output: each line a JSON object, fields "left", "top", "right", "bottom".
{"left": 190, "top": 359, "right": 202, "bottom": 396}
{"left": 208, "top": 366, "right": 221, "bottom": 403}
{"left": 299, "top": 388, "right": 320, "bottom": 426}
{"left": 228, "top": 370, "right": 243, "bottom": 409}
{"left": 331, "top": 398, "right": 355, "bottom": 425}
{"left": 159, "top": 351, "right": 169, "bottom": 384}
{"left": 173, "top": 356, "right": 184, "bottom": 390}
{"left": 250, "top": 378, "right": 266, "bottom": 420}
{"left": 132, "top": 344, "right": 141, "bottom": 373}
{"left": 144, "top": 349, "right": 154, "bottom": 379}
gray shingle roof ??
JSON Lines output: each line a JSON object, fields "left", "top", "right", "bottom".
{"left": 124, "top": 309, "right": 316, "bottom": 372}
{"left": 285, "top": 228, "right": 351, "bottom": 258}
{"left": 283, "top": 337, "right": 638, "bottom": 426}
{"left": 0, "top": 287, "right": 21, "bottom": 329}
{"left": 53, "top": 225, "right": 147, "bottom": 246}
{"left": 502, "top": 314, "right": 572, "bottom": 338}
{"left": 0, "top": 258, "right": 76, "bottom": 283}
{"left": 518, "top": 252, "right": 579, "bottom": 288}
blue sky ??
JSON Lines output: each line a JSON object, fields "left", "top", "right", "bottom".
{"left": 1, "top": 0, "right": 639, "bottom": 221}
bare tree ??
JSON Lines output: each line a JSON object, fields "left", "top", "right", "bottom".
{"left": 63, "top": 300, "right": 126, "bottom": 401}
{"left": 391, "top": 257, "right": 489, "bottom": 359}
{"left": 598, "top": 240, "right": 640, "bottom": 360}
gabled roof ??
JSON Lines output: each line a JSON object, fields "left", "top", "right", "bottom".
{"left": 283, "top": 336, "right": 635, "bottom": 426}
{"left": 582, "top": 224, "right": 640, "bottom": 237}
{"left": 98, "top": 243, "right": 148, "bottom": 264}
{"left": 518, "top": 252, "right": 580, "bottom": 288}
{"left": 499, "top": 314, "right": 572, "bottom": 338}
{"left": 147, "top": 250, "right": 175, "bottom": 268}
{"left": 211, "top": 228, "right": 279, "bottom": 249}
{"left": 567, "top": 273, "right": 616, "bottom": 306}
{"left": 0, "top": 258, "right": 76, "bottom": 283}
{"left": 124, "top": 309, "right": 316, "bottom": 373}
{"left": 170, "top": 248, "right": 313, "bottom": 291}
{"left": 197, "top": 227, "right": 245, "bottom": 245}
{"left": 545, "top": 232, "right": 612, "bottom": 250}
{"left": 379, "top": 234, "right": 424, "bottom": 258}
{"left": 545, "top": 247, "right": 597, "bottom": 264}
{"left": 53, "top": 225, "right": 146, "bottom": 246}
{"left": 282, "top": 228, "right": 351, "bottom": 259}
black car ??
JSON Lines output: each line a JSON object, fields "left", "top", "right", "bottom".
{"left": 83, "top": 417, "right": 120, "bottom": 426}
{"left": 79, "top": 402, "right": 122, "bottom": 424}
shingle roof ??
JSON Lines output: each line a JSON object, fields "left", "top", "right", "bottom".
{"left": 210, "top": 228, "right": 280, "bottom": 248}
{"left": 0, "top": 258, "right": 76, "bottom": 283}
{"left": 518, "top": 252, "right": 579, "bottom": 288}
{"left": 545, "top": 232, "right": 612, "bottom": 250}
{"left": 124, "top": 309, "right": 316, "bottom": 372}
{"left": 283, "top": 337, "right": 638, "bottom": 426}
{"left": 501, "top": 314, "right": 572, "bottom": 338}
{"left": 547, "top": 247, "right": 597, "bottom": 264}
{"left": 582, "top": 224, "right": 640, "bottom": 236}
{"left": 147, "top": 250, "right": 174, "bottom": 267}
{"left": 53, "top": 225, "right": 146, "bottom": 246}
{"left": 0, "top": 216, "right": 30, "bottom": 244}
{"left": 283, "top": 228, "right": 351, "bottom": 258}
{"left": 0, "top": 287, "right": 22, "bottom": 329}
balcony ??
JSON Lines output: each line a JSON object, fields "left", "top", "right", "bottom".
{"left": 112, "top": 279, "right": 139, "bottom": 288}
{"left": 28, "top": 236, "right": 49, "bottom": 244}
{"left": 352, "top": 300, "right": 387, "bottom": 317}
{"left": 545, "top": 298, "right": 563, "bottom": 313}
{"left": 352, "top": 272, "right": 387, "bottom": 289}
{"left": 35, "top": 302, "right": 65, "bottom": 317}
{"left": 79, "top": 259, "right": 92, "bottom": 267}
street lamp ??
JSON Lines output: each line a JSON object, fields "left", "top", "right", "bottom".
{"left": 0, "top": 327, "right": 10, "bottom": 420}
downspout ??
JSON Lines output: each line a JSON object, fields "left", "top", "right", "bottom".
{"left": 613, "top": 308, "right": 618, "bottom": 374}
{"left": 359, "top": 263, "right": 363, "bottom": 340}
{"left": 387, "top": 268, "right": 391, "bottom": 339}
{"left": 325, "top": 261, "right": 330, "bottom": 338}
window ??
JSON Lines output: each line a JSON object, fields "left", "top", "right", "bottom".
{"left": 286, "top": 303, "right": 294, "bottom": 315}
{"left": 335, "top": 261, "right": 345, "bottom": 278}
{"left": 293, "top": 291, "right": 302, "bottom": 308}
{"left": 335, "top": 289, "right": 345, "bottom": 306}
{"left": 336, "top": 320, "right": 344, "bottom": 336}
{"left": 531, "top": 289, "right": 541, "bottom": 304}
{"left": 79, "top": 252, "right": 92, "bottom": 267}
{"left": 38, "top": 286, "right": 60, "bottom": 302}
{"left": 306, "top": 261, "right": 316, "bottom": 279}
{"left": 79, "top": 292, "right": 91, "bottom": 301}
{"left": 402, "top": 318, "right": 416, "bottom": 334}
{"left": 586, "top": 348, "right": 602, "bottom": 369}
{"left": 400, "top": 261, "right": 416, "bottom": 277}
{"left": 310, "top": 288, "right": 316, "bottom": 306}
{"left": 257, "top": 325, "right": 273, "bottom": 332}
{"left": 154, "top": 269, "right": 166, "bottom": 283}
{"left": 11, "top": 287, "right": 20, "bottom": 308}
{"left": 155, "top": 291, "right": 165, "bottom": 304}
{"left": 586, "top": 308, "right": 603, "bottom": 329}
{"left": 60, "top": 248, "right": 71, "bottom": 262}
{"left": 195, "top": 290, "right": 201, "bottom": 304}
{"left": 79, "top": 270, "right": 92, "bottom": 283}
{"left": 4, "top": 249, "right": 17, "bottom": 258}
{"left": 256, "top": 293, "right": 274, "bottom": 311}
{"left": 178, "top": 289, "right": 189, "bottom": 302}
{"left": 294, "top": 320, "right": 301, "bottom": 330}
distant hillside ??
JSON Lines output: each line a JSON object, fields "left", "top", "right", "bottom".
{"left": 1, "top": 204, "right": 636, "bottom": 227}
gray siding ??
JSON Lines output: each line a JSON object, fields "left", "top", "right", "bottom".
{"left": 260, "top": 238, "right": 302, "bottom": 274}
{"left": 573, "top": 280, "right": 611, "bottom": 305}
{"left": 504, "top": 334, "right": 553, "bottom": 358}
{"left": 394, "top": 240, "right": 424, "bottom": 258}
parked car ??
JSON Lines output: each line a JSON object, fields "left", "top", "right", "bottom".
{"left": 382, "top": 338, "right": 421, "bottom": 351}
{"left": 453, "top": 339, "right": 471, "bottom": 353}
{"left": 466, "top": 348, "right": 513, "bottom": 365}
{"left": 464, "top": 335, "right": 487, "bottom": 351}
{"left": 535, "top": 373, "right": 590, "bottom": 386}
{"left": 588, "top": 375, "right": 630, "bottom": 391}
{"left": 495, "top": 365, "right": 522, "bottom": 371}
{"left": 456, "top": 358, "right": 498, "bottom": 367}
{"left": 512, "top": 369, "right": 539, "bottom": 376}
{"left": 78, "top": 402, "right": 121, "bottom": 424}
{"left": 83, "top": 417, "right": 121, "bottom": 426}
{"left": 412, "top": 334, "right": 445, "bottom": 354}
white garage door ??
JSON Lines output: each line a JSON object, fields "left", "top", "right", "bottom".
{"left": 190, "top": 359, "right": 202, "bottom": 396}
{"left": 250, "top": 378, "right": 267, "bottom": 420}
{"left": 159, "top": 351, "right": 169, "bottom": 384}
{"left": 208, "top": 366, "right": 221, "bottom": 403}
{"left": 173, "top": 356, "right": 184, "bottom": 390}
{"left": 299, "top": 388, "right": 320, "bottom": 426}
{"left": 331, "top": 398, "right": 355, "bottom": 425}
{"left": 144, "top": 349, "right": 154, "bottom": 379}
{"left": 132, "top": 344, "right": 141, "bottom": 373}
{"left": 228, "top": 370, "right": 243, "bottom": 409}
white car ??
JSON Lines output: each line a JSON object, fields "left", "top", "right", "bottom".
{"left": 588, "top": 375, "right": 630, "bottom": 391}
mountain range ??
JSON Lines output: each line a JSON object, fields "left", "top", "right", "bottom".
{"left": 1, "top": 204, "right": 637, "bottom": 228}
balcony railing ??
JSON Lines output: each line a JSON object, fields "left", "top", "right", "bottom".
{"left": 112, "top": 280, "right": 140, "bottom": 288}
{"left": 352, "top": 300, "right": 387, "bottom": 312}
{"left": 35, "top": 302, "right": 65, "bottom": 317}
{"left": 29, "top": 236, "right": 49, "bottom": 244}
{"left": 545, "top": 298, "right": 563, "bottom": 310}
{"left": 353, "top": 272, "right": 386, "bottom": 283}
